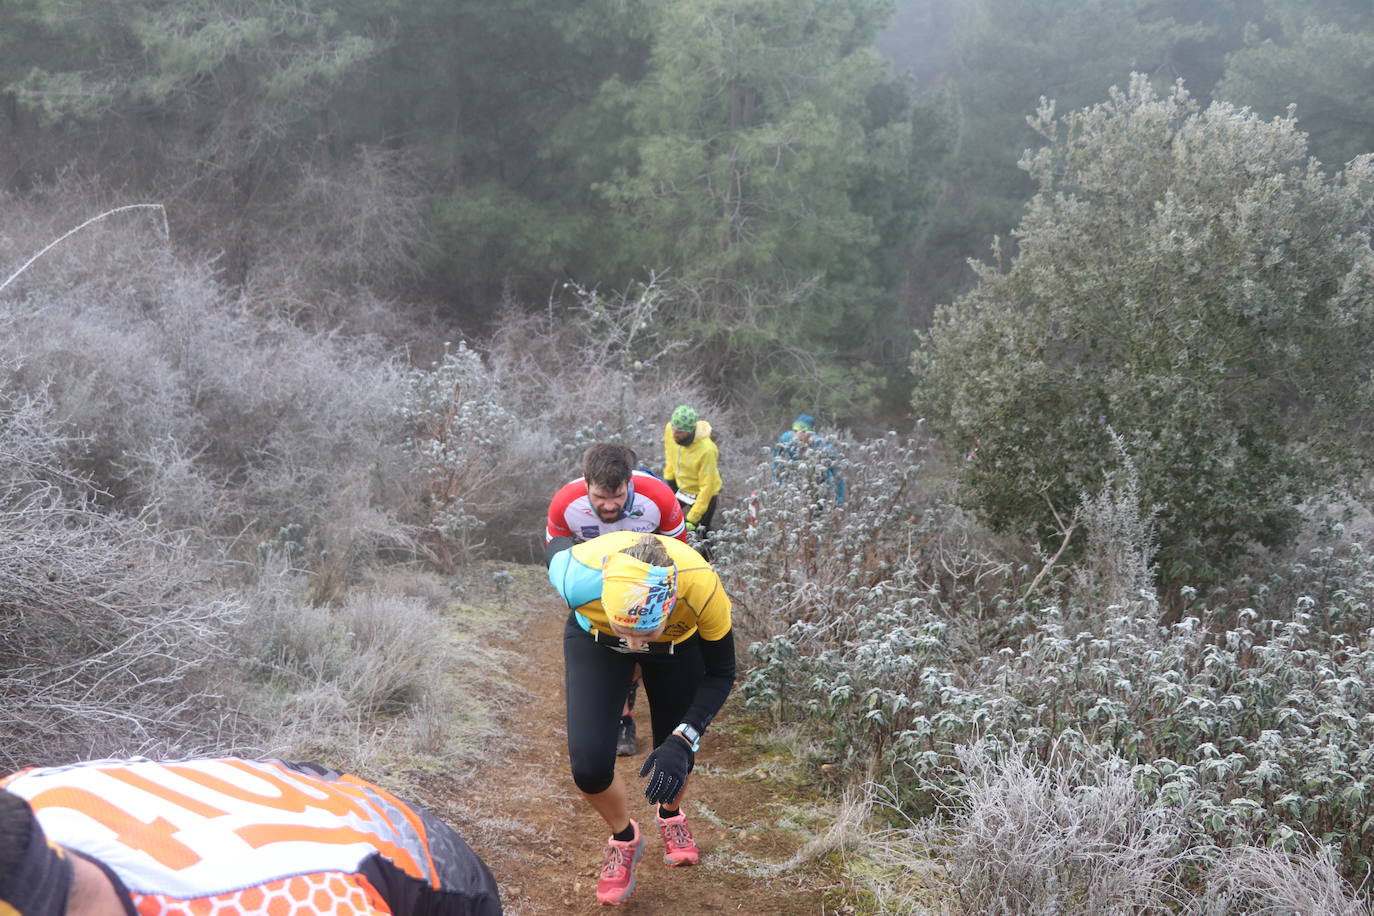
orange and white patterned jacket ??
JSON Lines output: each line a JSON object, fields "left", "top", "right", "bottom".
{"left": 2, "top": 758, "right": 501, "bottom": 916}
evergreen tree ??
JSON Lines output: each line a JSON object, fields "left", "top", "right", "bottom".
{"left": 1216, "top": 0, "right": 1374, "bottom": 170}
{"left": 414, "top": 0, "right": 660, "bottom": 312}
{"left": 908, "top": 0, "right": 1255, "bottom": 318}
{"left": 913, "top": 77, "right": 1374, "bottom": 587}
{"left": 598, "top": 0, "right": 945, "bottom": 411}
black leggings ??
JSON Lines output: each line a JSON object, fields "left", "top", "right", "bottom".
{"left": 563, "top": 615, "right": 704, "bottom": 795}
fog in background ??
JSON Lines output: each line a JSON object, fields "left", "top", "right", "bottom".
{"left": 5, "top": 3, "right": 1374, "bottom": 905}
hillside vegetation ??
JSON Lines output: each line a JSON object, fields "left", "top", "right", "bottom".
{"left": 5, "top": 0, "right": 1374, "bottom": 912}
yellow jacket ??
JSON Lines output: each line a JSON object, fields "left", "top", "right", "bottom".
{"left": 547, "top": 531, "right": 733, "bottom": 643}
{"left": 662, "top": 420, "right": 722, "bottom": 524}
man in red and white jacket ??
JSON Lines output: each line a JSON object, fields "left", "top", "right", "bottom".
{"left": 547, "top": 443, "right": 686, "bottom": 755}
{"left": 547, "top": 444, "right": 686, "bottom": 544}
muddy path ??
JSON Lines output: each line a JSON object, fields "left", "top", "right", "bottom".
{"left": 414, "top": 573, "right": 850, "bottom": 915}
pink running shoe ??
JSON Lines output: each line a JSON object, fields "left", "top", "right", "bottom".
{"left": 596, "top": 820, "right": 645, "bottom": 905}
{"left": 656, "top": 810, "right": 700, "bottom": 866}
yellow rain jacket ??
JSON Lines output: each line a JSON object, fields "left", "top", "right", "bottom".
{"left": 662, "top": 419, "right": 722, "bottom": 525}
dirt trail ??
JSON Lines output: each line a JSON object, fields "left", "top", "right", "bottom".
{"left": 417, "top": 581, "right": 843, "bottom": 916}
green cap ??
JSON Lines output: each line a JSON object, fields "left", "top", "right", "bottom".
{"left": 670, "top": 405, "right": 699, "bottom": 432}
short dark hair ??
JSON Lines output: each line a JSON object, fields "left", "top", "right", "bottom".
{"left": 583, "top": 444, "right": 636, "bottom": 491}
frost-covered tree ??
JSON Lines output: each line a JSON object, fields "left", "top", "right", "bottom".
{"left": 912, "top": 75, "right": 1374, "bottom": 586}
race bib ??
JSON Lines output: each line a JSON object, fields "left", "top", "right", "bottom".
{"left": 677, "top": 491, "right": 697, "bottom": 505}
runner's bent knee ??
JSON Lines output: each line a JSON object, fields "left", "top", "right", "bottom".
{"left": 569, "top": 750, "right": 615, "bottom": 794}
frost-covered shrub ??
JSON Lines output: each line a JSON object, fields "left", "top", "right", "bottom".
{"left": 399, "top": 340, "right": 545, "bottom": 562}
{"left": 1221, "top": 524, "right": 1374, "bottom": 638}
{"left": 941, "top": 742, "right": 1187, "bottom": 915}
{"left": 400, "top": 294, "right": 729, "bottom": 558}
{"left": 743, "top": 598, "right": 957, "bottom": 780}
{"left": 737, "top": 445, "right": 1374, "bottom": 881}
{"left": 1190, "top": 844, "right": 1373, "bottom": 915}
{"left": 237, "top": 572, "right": 443, "bottom": 717}
{"left": 555, "top": 279, "right": 684, "bottom": 424}
{"left": 0, "top": 184, "right": 500, "bottom": 766}
{"left": 251, "top": 145, "right": 431, "bottom": 297}
{"left": 484, "top": 283, "right": 719, "bottom": 472}
{"left": 747, "top": 587, "right": 1374, "bottom": 879}
{"left": 0, "top": 207, "right": 415, "bottom": 575}
{"left": 861, "top": 742, "right": 1372, "bottom": 914}
{"left": 1068, "top": 436, "right": 1157, "bottom": 613}
{"left": 712, "top": 433, "right": 979, "bottom": 641}
{"left": 0, "top": 387, "right": 243, "bottom": 767}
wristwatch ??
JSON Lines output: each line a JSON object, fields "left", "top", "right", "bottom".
{"left": 672, "top": 723, "right": 701, "bottom": 752}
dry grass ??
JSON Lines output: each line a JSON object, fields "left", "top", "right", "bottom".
{"left": 229, "top": 558, "right": 528, "bottom": 774}
{"left": 1189, "top": 846, "right": 1373, "bottom": 916}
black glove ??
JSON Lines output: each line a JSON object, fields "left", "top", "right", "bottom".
{"left": 639, "top": 734, "right": 695, "bottom": 804}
